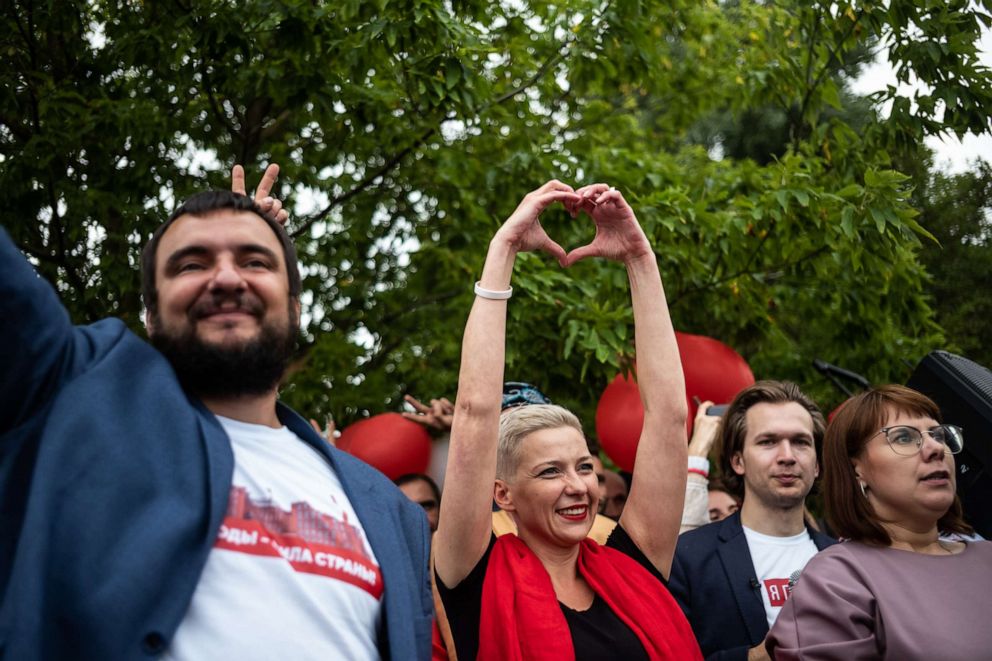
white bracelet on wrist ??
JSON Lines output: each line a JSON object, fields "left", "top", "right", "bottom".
{"left": 474, "top": 281, "right": 513, "bottom": 300}
{"left": 687, "top": 456, "right": 710, "bottom": 474}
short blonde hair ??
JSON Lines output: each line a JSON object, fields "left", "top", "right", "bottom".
{"left": 497, "top": 404, "right": 584, "bottom": 481}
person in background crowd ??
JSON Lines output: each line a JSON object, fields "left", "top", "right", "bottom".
{"left": 396, "top": 473, "right": 442, "bottom": 533}
{"left": 0, "top": 166, "right": 432, "bottom": 660}
{"left": 680, "top": 400, "right": 724, "bottom": 533}
{"left": 309, "top": 415, "right": 340, "bottom": 445}
{"left": 668, "top": 380, "right": 836, "bottom": 661}
{"left": 768, "top": 384, "right": 992, "bottom": 660}
{"left": 708, "top": 484, "right": 740, "bottom": 523}
{"left": 433, "top": 181, "right": 701, "bottom": 660}
{"left": 403, "top": 394, "right": 456, "bottom": 432}
{"left": 590, "top": 452, "right": 608, "bottom": 489}
{"left": 599, "top": 468, "right": 629, "bottom": 520}
{"left": 500, "top": 381, "right": 554, "bottom": 409}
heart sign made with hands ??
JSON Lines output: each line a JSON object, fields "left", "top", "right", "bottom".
{"left": 560, "top": 184, "right": 654, "bottom": 267}
{"left": 495, "top": 180, "right": 653, "bottom": 267}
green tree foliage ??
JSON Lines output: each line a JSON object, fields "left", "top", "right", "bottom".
{"left": 912, "top": 161, "right": 992, "bottom": 369}
{"left": 3, "top": 1, "right": 991, "bottom": 425}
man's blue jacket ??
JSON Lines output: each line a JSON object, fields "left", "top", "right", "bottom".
{"left": 0, "top": 228, "right": 432, "bottom": 660}
{"left": 668, "top": 511, "right": 836, "bottom": 661}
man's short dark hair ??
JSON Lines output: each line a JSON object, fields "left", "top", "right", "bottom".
{"left": 141, "top": 190, "right": 302, "bottom": 315}
{"left": 717, "top": 380, "right": 825, "bottom": 500}
{"left": 393, "top": 473, "right": 442, "bottom": 504}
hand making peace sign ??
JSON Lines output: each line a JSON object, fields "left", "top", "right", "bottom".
{"left": 231, "top": 163, "right": 289, "bottom": 225}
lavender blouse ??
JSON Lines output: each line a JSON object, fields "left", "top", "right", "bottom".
{"left": 768, "top": 540, "right": 992, "bottom": 660}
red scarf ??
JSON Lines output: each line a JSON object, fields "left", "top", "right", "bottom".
{"left": 479, "top": 534, "right": 702, "bottom": 661}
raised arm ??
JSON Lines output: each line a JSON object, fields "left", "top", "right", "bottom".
{"left": 564, "top": 185, "right": 687, "bottom": 579}
{"left": 433, "top": 181, "right": 578, "bottom": 588}
{"left": 0, "top": 228, "right": 80, "bottom": 432}
{"left": 681, "top": 402, "right": 721, "bottom": 533}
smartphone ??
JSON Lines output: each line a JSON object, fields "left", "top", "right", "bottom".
{"left": 705, "top": 404, "right": 728, "bottom": 416}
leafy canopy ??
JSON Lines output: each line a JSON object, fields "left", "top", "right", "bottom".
{"left": 3, "top": 0, "right": 991, "bottom": 426}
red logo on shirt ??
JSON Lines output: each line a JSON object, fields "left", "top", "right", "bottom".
{"left": 763, "top": 578, "right": 792, "bottom": 607}
{"left": 214, "top": 486, "right": 384, "bottom": 599}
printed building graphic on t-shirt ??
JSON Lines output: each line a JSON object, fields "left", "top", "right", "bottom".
{"left": 216, "top": 486, "right": 383, "bottom": 599}
{"left": 226, "top": 486, "right": 369, "bottom": 553}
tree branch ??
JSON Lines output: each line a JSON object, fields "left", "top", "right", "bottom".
{"left": 259, "top": 108, "right": 293, "bottom": 142}
{"left": 291, "top": 125, "right": 436, "bottom": 238}
{"left": 363, "top": 334, "right": 409, "bottom": 373}
{"left": 802, "top": 7, "right": 822, "bottom": 92}
{"left": 795, "top": 7, "right": 864, "bottom": 143}
{"left": 379, "top": 288, "right": 461, "bottom": 326}
{"left": 45, "top": 172, "right": 89, "bottom": 305}
{"left": 670, "top": 240, "right": 830, "bottom": 308}
{"left": 200, "top": 63, "right": 240, "bottom": 139}
{"left": 292, "top": 28, "right": 582, "bottom": 238}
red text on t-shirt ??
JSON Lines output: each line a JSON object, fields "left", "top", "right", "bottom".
{"left": 763, "top": 578, "right": 792, "bottom": 607}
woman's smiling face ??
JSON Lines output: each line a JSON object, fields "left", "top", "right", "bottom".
{"left": 497, "top": 425, "right": 599, "bottom": 550}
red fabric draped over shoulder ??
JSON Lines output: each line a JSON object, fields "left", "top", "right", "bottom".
{"left": 479, "top": 534, "right": 702, "bottom": 661}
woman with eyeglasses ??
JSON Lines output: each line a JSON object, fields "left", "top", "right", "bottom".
{"left": 433, "top": 181, "right": 702, "bottom": 660}
{"left": 768, "top": 384, "right": 992, "bottom": 660}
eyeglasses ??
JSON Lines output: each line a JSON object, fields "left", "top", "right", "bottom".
{"left": 872, "top": 425, "right": 964, "bottom": 456}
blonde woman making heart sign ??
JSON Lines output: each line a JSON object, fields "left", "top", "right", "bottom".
{"left": 433, "top": 180, "right": 703, "bottom": 661}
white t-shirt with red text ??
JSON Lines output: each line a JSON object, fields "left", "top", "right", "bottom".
{"left": 164, "top": 416, "right": 383, "bottom": 660}
{"left": 742, "top": 526, "right": 818, "bottom": 629}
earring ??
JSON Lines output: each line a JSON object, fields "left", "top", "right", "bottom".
{"left": 858, "top": 480, "right": 868, "bottom": 498}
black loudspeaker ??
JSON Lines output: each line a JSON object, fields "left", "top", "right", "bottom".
{"left": 907, "top": 351, "right": 992, "bottom": 539}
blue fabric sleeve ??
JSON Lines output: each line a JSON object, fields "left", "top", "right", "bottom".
{"left": 0, "top": 227, "right": 93, "bottom": 431}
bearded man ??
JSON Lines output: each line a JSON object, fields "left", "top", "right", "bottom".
{"left": 0, "top": 168, "right": 432, "bottom": 660}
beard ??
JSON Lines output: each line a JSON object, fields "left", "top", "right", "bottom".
{"left": 149, "top": 303, "right": 298, "bottom": 399}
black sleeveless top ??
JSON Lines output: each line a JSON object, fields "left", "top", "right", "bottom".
{"left": 435, "top": 525, "right": 669, "bottom": 660}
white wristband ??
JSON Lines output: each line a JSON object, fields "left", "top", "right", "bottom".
{"left": 474, "top": 281, "right": 513, "bottom": 300}
{"left": 687, "top": 456, "right": 710, "bottom": 475}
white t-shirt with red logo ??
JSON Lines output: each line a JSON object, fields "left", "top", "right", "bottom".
{"left": 742, "top": 526, "right": 818, "bottom": 629}
{"left": 164, "top": 416, "right": 383, "bottom": 660}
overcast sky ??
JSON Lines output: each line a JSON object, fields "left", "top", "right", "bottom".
{"left": 851, "top": 27, "right": 991, "bottom": 174}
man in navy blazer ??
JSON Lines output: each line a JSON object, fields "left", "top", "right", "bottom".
{"left": 0, "top": 169, "right": 432, "bottom": 660}
{"left": 668, "top": 381, "right": 836, "bottom": 661}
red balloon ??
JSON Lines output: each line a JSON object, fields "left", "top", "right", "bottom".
{"left": 339, "top": 413, "right": 432, "bottom": 480}
{"left": 596, "top": 332, "right": 755, "bottom": 471}
{"left": 596, "top": 373, "right": 644, "bottom": 472}
{"left": 677, "top": 332, "right": 756, "bottom": 422}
